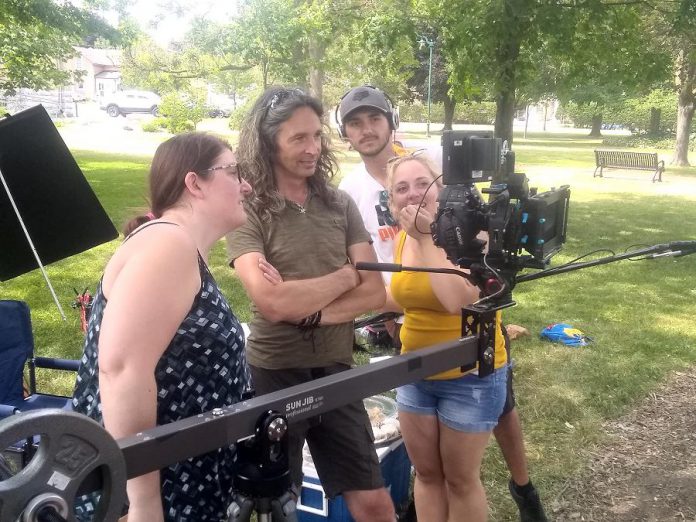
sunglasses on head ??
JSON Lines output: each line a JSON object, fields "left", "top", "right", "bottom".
{"left": 386, "top": 148, "right": 429, "bottom": 166}
{"left": 265, "top": 88, "right": 306, "bottom": 111}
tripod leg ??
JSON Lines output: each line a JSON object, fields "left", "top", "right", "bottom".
{"left": 271, "top": 491, "right": 299, "bottom": 522}
{"left": 226, "top": 493, "right": 255, "bottom": 522}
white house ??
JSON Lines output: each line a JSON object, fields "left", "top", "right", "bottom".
{"left": 65, "top": 47, "right": 122, "bottom": 101}
{"left": 0, "top": 48, "right": 122, "bottom": 117}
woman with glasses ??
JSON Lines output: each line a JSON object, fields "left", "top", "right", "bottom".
{"left": 387, "top": 153, "right": 509, "bottom": 522}
{"left": 72, "top": 132, "right": 253, "bottom": 522}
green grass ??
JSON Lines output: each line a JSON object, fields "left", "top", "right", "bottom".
{"left": 486, "top": 190, "right": 696, "bottom": 518}
{"left": 2, "top": 129, "right": 695, "bottom": 520}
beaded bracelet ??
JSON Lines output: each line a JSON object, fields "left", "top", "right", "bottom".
{"left": 297, "top": 310, "right": 322, "bottom": 330}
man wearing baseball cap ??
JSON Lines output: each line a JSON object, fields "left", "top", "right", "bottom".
{"left": 337, "top": 85, "right": 548, "bottom": 522}
{"left": 337, "top": 85, "right": 404, "bottom": 281}
{"left": 337, "top": 85, "right": 409, "bottom": 356}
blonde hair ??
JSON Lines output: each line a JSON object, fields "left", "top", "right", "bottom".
{"left": 386, "top": 153, "right": 442, "bottom": 217}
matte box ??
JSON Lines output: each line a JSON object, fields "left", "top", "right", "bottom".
{"left": 297, "top": 438, "right": 411, "bottom": 521}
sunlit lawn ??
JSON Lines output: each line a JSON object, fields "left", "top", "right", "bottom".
{"left": 1, "top": 127, "right": 695, "bottom": 520}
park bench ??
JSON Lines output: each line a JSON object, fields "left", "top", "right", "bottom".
{"left": 593, "top": 150, "right": 664, "bottom": 182}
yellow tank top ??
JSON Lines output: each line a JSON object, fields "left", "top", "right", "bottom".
{"left": 390, "top": 231, "right": 507, "bottom": 380}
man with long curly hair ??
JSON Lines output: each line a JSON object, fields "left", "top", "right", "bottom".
{"left": 226, "top": 87, "right": 394, "bottom": 522}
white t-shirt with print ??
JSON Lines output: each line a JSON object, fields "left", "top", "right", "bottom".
{"left": 339, "top": 163, "right": 399, "bottom": 284}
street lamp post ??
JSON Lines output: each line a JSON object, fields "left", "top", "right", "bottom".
{"left": 418, "top": 35, "right": 434, "bottom": 137}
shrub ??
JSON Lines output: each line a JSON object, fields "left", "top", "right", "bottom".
{"left": 228, "top": 94, "right": 265, "bottom": 131}
{"left": 397, "top": 101, "right": 445, "bottom": 124}
{"left": 454, "top": 101, "right": 496, "bottom": 125}
{"left": 398, "top": 101, "right": 495, "bottom": 125}
{"left": 141, "top": 118, "right": 166, "bottom": 133}
{"left": 398, "top": 102, "right": 425, "bottom": 123}
{"left": 606, "top": 90, "right": 678, "bottom": 133}
{"left": 559, "top": 90, "right": 692, "bottom": 134}
{"left": 601, "top": 134, "right": 696, "bottom": 152}
{"left": 158, "top": 93, "right": 206, "bottom": 134}
{"left": 557, "top": 102, "right": 600, "bottom": 128}
{"left": 228, "top": 101, "right": 251, "bottom": 131}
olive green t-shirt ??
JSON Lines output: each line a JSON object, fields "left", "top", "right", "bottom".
{"left": 226, "top": 189, "right": 371, "bottom": 370}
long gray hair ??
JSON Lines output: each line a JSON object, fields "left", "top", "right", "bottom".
{"left": 237, "top": 87, "right": 339, "bottom": 222}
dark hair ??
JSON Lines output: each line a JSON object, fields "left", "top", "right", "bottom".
{"left": 237, "top": 86, "right": 339, "bottom": 222}
{"left": 123, "top": 132, "right": 232, "bottom": 235}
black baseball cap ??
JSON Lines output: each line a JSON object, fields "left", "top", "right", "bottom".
{"left": 339, "top": 86, "right": 391, "bottom": 122}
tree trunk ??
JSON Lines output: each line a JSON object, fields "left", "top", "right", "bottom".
{"left": 262, "top": 60, "right": 269, "bottom": 90}
{"left": 648, "top": 107, "right": 661, "bottom": 135}
{"left": 672, "top": 99, "right": 694, "bottom": 166}
{"left": 671, "top": 49, "right": 696, "bottom": 166}
{"left": 494, "top": 92, "right": 516, "bottom": 147}
{"left": 543, "top": 102, "right": 548, "bottom": 132}
{"left": 308, "top": 38, "right": 324, "bottom": 101}
{"left": 493, "top": 0, "right": 522, "bottom": 154}
{"left": 523, "top": 104, "right": 529, "bottom": 138}
{"left": 588, "top": 114, "right": 603, "bottom": 137}
{"left": 443, "top": 95, "right": 456, "bottom": 130}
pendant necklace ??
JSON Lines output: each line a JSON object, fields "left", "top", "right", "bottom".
{"left": 290, "top": 192, "right": 308, "bottom": 214}
{"left": 288, "top": 200, "right": 306, "bottom": 213}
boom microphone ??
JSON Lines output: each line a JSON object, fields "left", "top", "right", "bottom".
{"left": 668, "top": 241, "right": 696, "bottom": 256}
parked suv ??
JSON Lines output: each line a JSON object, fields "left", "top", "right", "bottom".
{"left": 207, "top": 106, "right": 232, "bottom": 118}
{"left": 100, "top": 90, "right": 161, "bottom": 117}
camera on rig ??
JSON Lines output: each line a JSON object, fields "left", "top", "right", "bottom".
{"left": 431, "top": 130, "right": 571, "bottom": 310}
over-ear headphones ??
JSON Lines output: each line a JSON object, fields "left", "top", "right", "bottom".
{"left": 335, "top": 85, "right": 399, "bottom": 140}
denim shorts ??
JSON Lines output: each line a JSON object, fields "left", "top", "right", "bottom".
{"left": 396, "top": 366, "right": 509, "bottom": 433}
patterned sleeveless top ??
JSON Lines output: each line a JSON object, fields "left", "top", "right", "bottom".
{"left": 72, "top": 222, "right": 251, "bottom": 521}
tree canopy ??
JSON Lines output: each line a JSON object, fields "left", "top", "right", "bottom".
{"left": 100, "top": 0, "right": 695, "bottom": 161}
{"left": 0, "top": 0, "right": 119, "bottom": 94}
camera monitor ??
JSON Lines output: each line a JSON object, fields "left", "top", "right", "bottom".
{"left": 520, "top": 186, "right": 570, "bottom": 262}
{"left": 442, "top": 130, "right": 499, "bottom": 185}
{"left": 0, "top": 105, "right": 118, "bottom": 281}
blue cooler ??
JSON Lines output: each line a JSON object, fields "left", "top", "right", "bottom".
{"left": 297, "top": 437, "right": 412, "bottom": 521}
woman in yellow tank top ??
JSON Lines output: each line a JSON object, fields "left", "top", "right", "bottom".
{"left": 387, "top": 152, "right": 509, "bottom": 522}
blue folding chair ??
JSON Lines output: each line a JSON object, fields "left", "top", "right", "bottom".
{"left": 0, "top": 300, "right": 79, "bottom": 419}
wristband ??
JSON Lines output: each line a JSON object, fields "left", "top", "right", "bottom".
{"left": 297, "top": 310, "right": 321, "bottom": 330}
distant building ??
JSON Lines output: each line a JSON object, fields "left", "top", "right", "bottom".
{"left": 65, "top": 47, "right": 122, "bottom": 101}
{"left": 0, "top": 47, "right": 123, "bottom": 117}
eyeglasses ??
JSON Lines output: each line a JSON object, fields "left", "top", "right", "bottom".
{"left": 199, "top": 163, "right": 243, "bottom": 183}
